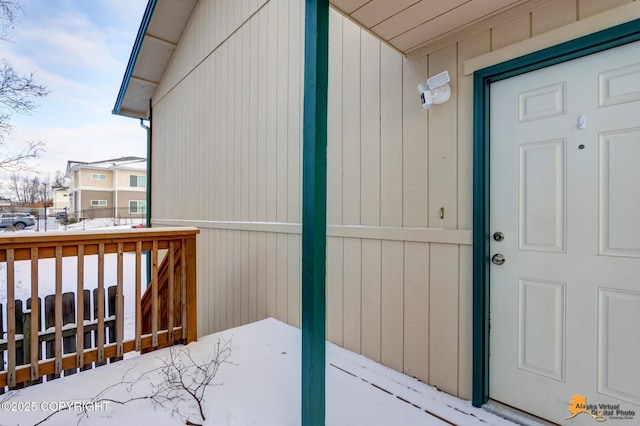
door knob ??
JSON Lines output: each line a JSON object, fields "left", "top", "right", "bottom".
{"left": 491, "top": 254, "right": 505, "bottom": 265}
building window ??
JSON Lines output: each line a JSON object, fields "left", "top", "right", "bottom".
{"left": 130, "top": 175, "right": 146, "bottom": 188}
{"left": 91, "top": 173, "right": 107, "bottom": 180}
{"left": 91, "top": 200, "right": 107, "bottom": 206}
{"left": 129, "top": 200, "right": 146, "bottom": 214}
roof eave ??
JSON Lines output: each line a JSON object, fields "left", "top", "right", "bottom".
{"left": 112, "top": 0, "right": 158, "bottom": 118}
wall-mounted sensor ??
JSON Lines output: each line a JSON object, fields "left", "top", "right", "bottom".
{"left": 417, "top": 70, "right": 452, "bottom": 110}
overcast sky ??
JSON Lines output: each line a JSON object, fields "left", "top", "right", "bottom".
{"left": 0, "top": 0, "right": 148, "bottom": 186}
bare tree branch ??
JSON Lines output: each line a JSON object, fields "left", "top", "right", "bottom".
{"left": 0, "top": 59, "right": 49, "bottom": 116}
{"left": 0, "top": 0, "right": 49, "bottom": 170}
{"left": 31, "top": 338, "right": 235, "bottom": 425}
{"left": 0, "top": 139, "right": 44, "bottom": 173}
{"left": 0, "top": 0, "right": 21, "bottom": 40}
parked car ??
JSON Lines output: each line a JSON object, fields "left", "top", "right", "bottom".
{"left": 0, "top": 212, "right": 36, "bottom": 230}
{"left": 55, "top": 211, "right": 67, "bottom": 220}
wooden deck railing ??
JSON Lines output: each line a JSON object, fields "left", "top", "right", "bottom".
{"left": 0, "top": 227, "right": 199, "bottom": 390}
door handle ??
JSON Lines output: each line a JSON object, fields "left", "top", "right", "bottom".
{"left": 491, "top": 253, "right": 505, "bottom": 265}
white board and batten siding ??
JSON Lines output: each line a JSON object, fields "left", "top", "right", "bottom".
{"left": 149, "top": 0, "right": 636, "bottom": 399}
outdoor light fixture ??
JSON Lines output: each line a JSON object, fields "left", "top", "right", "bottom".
{"left": 417, "top": 70, "right": 451, "bottom": 110}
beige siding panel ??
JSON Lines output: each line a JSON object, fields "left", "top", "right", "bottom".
{"left": 233, "top": 231, "right": 241, "bottom": 327}
{"left": 198, "top": 232, "right": 207, "bottom": 335}
{"left": 342, "top": 19, "right": 362, "bottom": 226}
{"left": 276, "top": 0, "right": 289, "bottom": 223}
{"left": 327, "top": 236, "right": 344, "bottom": 346}
{"left": 360, "top": 32, "right": 381, "bottom": 227}
{"left": 232, "top": 0, "right": 242, "bottom": 34}
{"left": 361, "top": 239, "right": 382, "bottom": 362}
{"left": 249, "top": 0, "right": 259, "bottom": 16}
{"left": 214, "top": 48, "right": 221, "bottom": 221}
{"left": 532, "top": 0, "right": 577, "bottom": 36}
{"left": 578, "top": 0, "right": 631, "bottom": 19}
{"left": 380, "top": 43, "right": 403, "bottom": 227}
{"left": 241, "top": 24, "right": 251, "bottom": 222}
{"left": 257, "top": 232, "right": 268, "bottom": 319}
{"left": 214, "top": 229, "right": 222, "bottom": 332}
{"left": 221, "top": 230, "right": 229, "bottom": 330}
{"left": 428, "top": 45, "right": 458, "bottom": 228}
{"left": 234, "top": 31, "right": 243, "bottom": 222}
{"left": 327, "top": 9, "right": 343, "bottom": 225}
{"left": 458, "top": 32, "right": 491, "bottom": 230}
{"left": 249, "top": 232, "right": 258, "bottom": 323}
{"left": 276, "top": 233, "right": 288, "bottom": 322}
{"left": 429, "top": 243, "right": 459, "bottom": 395}
{"left": 266, "top": 232, "right": 278, "bottom": 317}
{"left": 343, "top": 238, "right": 362, "bottom": 353}
{"left": 491, "top": 13, "right": 530, "bottom": 50}
{"left": 403, "top": 241, "right": 429, "bottom": 382}
{"left": 266, "top": 1, "right": 278, "bottom": 222}
{"left": 241, "top": 0, "right": 250, "bottom": 23}
{"left": 288, "top": 0, "right": 302, "bottom": 224}
{"left": 402, "top": 55, "right": 428, "bottom": 228}
{"left": 225, "top": 230, "right": 233, "bottom": 328}
{"left": 227, "top": 37, "right": 236, "bottom": 221}
{"left": 205, "top": 59, "right": 214, "bottom": 221}
{"left": 381, "top": 240, "right": 404, "bottom": 371}
{"left": 287, "top": 234, "right": 301, "bottom": 327}
{"left": 458, "top": 244, "right": 473, "bottom": 399}
{"left": 210, "top": 232, "right": 217, "bottom": 334}
{"left": 257, "top": 7, "right": 268, "bottom": 221}
{"left": 249, "top": 16, "right": 259, "bottom": 221}
{"left": 241, "top": 231, "right": 250, "bottom": 325}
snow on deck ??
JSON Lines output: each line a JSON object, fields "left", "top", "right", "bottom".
{"left": 0, "top": 319, "right": 519, "bottom": 425}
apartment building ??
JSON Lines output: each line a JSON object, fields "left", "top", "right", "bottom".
{"left": 66, "top": 156, "right": 147, "bottom": 219}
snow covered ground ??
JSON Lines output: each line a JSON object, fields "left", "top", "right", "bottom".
{"left": 0, "top": 319, "right": 521, "bottom": 426}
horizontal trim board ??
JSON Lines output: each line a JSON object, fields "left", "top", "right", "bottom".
{"left": 152, "top": 219, "right": 472, "bottom": 245}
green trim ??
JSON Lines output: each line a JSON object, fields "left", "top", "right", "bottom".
{"left": 472, "top": 18, "right": 640, "bottom": 408}
{"left": 113, "top": 0, "right": 157, "bottom": 117}
{"left": 301, "top": 0, "right": 329, "bottom": 425}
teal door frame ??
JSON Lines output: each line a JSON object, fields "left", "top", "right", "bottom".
{"left": 472, "top": 18, "right": 640, "bottom": 407}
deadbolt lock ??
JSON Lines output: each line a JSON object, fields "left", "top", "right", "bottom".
{"left": 493, "top": 232, "right": 504, "bottom": 242}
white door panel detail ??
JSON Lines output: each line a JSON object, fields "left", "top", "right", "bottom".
{"left": 518, "top": 82, "right": 566, "bottom": 122}
{"left": 599, "top": 128, "right": 640, "bottom": 257}
{"left": 517, "top": 278, "right": 566, "bottom": 381}
{"left": 598, "top": 288, "right": 640, "bottom": 405}
{"left": 518, "top": 139, "right": 566, "bottom": 252}
{"left": 598, "top": 63, "right": 640, "bottom": 107}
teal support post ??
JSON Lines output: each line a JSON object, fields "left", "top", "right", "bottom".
{"left": 301, "top": 0, "right": 329, "bottom": 425}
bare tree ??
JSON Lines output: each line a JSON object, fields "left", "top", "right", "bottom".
{"left": 8, "top": 172, "right": 43, "bottom": 204}
{"left": 0, "top": 0, "right": 48, "bottom": 172}
{"left": 51, "top": 169, "right": 65, "bottom": 187}
{"left": 30, "top": 339, "right": 235, "bottom": 425}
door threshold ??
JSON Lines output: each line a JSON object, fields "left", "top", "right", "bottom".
{"left": 483, "top": 400, "right": 558, "bottom": 426}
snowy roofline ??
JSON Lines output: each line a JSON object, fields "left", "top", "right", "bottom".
{"left": 65, "top": 156, "right": 147, "bottom": 175}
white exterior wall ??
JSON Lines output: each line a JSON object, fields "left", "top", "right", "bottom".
{"left": 150, "top": 0, "right": 636, "bottom": 399}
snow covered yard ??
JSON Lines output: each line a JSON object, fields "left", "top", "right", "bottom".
{"left": 0, "top": 319, "right": 519, "bottom": 425}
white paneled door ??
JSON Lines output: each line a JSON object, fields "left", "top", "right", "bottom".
{"left": 489, "top": 40, "right": 640, "bottom": 424}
